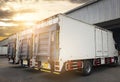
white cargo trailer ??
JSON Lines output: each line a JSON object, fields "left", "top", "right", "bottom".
{"left": 8, "top": 34, "right": 19, "bottom": 64}
{"left": 18, "top": 28, "right": 33, "bottom": 66}
{"left": 29, "top": 14, "right": 119, "bottom": 75}
{"left": 0, "top": 46, "right": 8, "bottom": 56}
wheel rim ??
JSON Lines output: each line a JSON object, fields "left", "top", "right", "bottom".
{"left": 85, "top": 64, "right": 91, "bottom": 73}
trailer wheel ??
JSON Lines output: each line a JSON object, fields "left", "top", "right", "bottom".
{"left": 15, "top": 60, "right": 19, "bottom": 64}
{"left": 27, "top": 59, "right": 30, "bottom": 67}
{"left": 12, "top": 58, "right": 15, "bottom": 64}
{"left": 117, "top": 55, "right": 120, "bottom": 65}
{"left": 21, "top": 59, "right": 23, "bottom": 67}
{"left": 112, "top": 59, "right": 118, "bottom": 66}
{"left": 81, "top": 61, "right": 92, "bottom": 76}
{"left": 110, "top": 57, "right": 119, "bottom": 67}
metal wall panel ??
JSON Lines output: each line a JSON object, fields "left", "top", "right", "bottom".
{"left": 0, "top": 39, "right": 8, "bottom": 46}
{"left": 67, "top": 0, "right": 120, "bottom": 24}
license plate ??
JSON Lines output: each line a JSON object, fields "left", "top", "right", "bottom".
{"left": 42, "top": 62, "right": 50, "bottom": 69}
{"left": 23, "top": 60, "right": 27, "bottom": 65}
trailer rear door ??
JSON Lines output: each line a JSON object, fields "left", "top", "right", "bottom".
{"left": 19, "top": 34, "right": 33, "bottom": 59}
{"left": 34, "top": 24, "right": 59, "bottom": 71}
{"left": 8, "top": 39, "right": 16, "bottom": 58}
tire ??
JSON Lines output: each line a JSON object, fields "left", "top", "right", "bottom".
{"left": 110, "top": 57, "right": 119, "bottom": 67}
{"left": 21, "top": 59, "right": 23, "bottom": 67}
{"left": 27, "top": 59, "right": 30, "bottom": 67}
{"left": 81, "top": 60, "right": 92, "bottom": 76}
{"left": 12, "top": 58, "right": 15, "bottom": 64}
{"left": 117, "top": 55, "right": 120, "bottom": 65}
{"left": 15, "top": 61, "right": 19, "bottom": 64}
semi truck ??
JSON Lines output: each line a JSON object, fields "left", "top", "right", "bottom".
{"left": 29, "top": 14, "right": 120, "bottom": 75}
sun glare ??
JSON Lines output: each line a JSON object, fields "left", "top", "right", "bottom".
{"left": 12, "top": 13, "right": 41, "bottom": 26}
{"left": 0, "top": 22, "right": 18, "bottom": 27}
{"left": 0, "top": 0, "right": 80, "bottom": 40}
{"left": 6, "top": 2, "right": 22, "bottom": 11}
{"left": 13, "top": 13, "right": 33, "bottom": 21}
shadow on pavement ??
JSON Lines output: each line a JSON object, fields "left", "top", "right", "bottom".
{"left": 23, "top": 68, "right": 42, "bottom": 73}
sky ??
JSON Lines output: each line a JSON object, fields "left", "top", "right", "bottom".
{"left": 0, "top": 0, "right": 91, "bottom": 41}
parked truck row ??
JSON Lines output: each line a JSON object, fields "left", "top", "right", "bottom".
{"left": 7, "top": 14, "right": 120, "bottom": 75}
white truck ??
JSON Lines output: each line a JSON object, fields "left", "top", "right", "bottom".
{"left": 8, "top": 34, "right": 19, "bottom": 64}
{"left": 18, "top": 28, "right": 33, "bottom": 66}
{"left": 0, "top": 46, "right": 8, "bottom": 56}
{"left": 30, "top": 14, "right": 119, "bottom": 75}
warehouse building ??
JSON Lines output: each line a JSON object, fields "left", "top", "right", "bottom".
{"left": 65, "top": 0, "right": 120, "bottom": 51}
